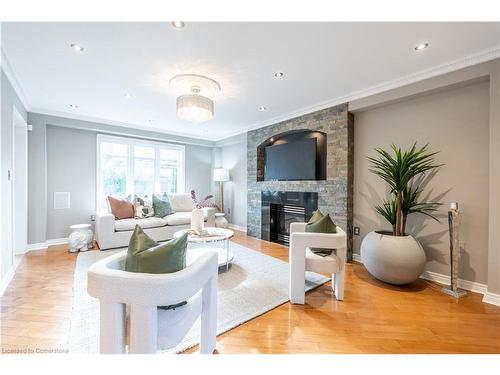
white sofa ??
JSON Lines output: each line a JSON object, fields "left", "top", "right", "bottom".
{"left": 95, "top": 193, "right": 216, "bottom": 250}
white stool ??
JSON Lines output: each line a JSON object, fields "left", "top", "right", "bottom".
{"left": 68, "top": 224, "right": 94, "bottom": 253}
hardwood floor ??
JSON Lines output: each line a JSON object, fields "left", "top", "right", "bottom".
{"left": 1, "top": 230, "right": 500, "bottom": 354}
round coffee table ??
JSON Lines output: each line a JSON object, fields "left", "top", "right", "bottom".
{"left": 173, "top": 227, "right": 234, "bottom": 271}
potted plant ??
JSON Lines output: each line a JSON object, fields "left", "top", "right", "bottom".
{"left": 360, "top": 143, "right": 442, "bottom": 285}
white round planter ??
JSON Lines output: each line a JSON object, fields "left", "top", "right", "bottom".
{"left": 360, "top": 230, "right": 426, "bottom": 285}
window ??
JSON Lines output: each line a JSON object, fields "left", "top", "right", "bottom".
{"left": 97, "top": 135, "right": 185, "bottom": 209}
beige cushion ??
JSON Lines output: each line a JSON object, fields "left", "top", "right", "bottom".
{"left": 168, "top": 193, "right": 195, "bottom": 212}
{"left": 163, "top": 211, "right": 209, "bottom": 226}
{"left": 114, "top": 217, "right": 167, "bottom": 232}
{"left": 305, "top": 247, "right": 340, "bottom": 274}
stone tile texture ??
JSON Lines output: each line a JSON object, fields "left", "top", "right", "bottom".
{"left": 247, "top": 104, "right": 354, "bottom": 259}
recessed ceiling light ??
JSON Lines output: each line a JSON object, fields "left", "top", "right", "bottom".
{"left": 69, "top": 104, "right": 78, "bottom": 109}
{"left": 70, "top": 43, "right": 84, "bottom": 52}
{"left": 414, "top": 42, "right": 429, "bottom": 51}
{"left": 274, "top": 72, "right": 284, "bottom": 78}
{"left": 125, "top": 93, "right": 132, "bottom": 99}
{"left": 259, "top": 106, "right": 267, "bottom": 111}
{"left": 172, "top": 21, "right": 185, "bottom": 29}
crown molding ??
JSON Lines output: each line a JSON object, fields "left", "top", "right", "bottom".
{"left": 217, "top": 47, "right": 500, "bottom": 142}
{"left": 1, "top": 47, "right": 30, "bottom": 110}
{"left": 29, "top": 108, "right": 218, "bottom": 147}
{"left": 215, "top": 132, "right": 247, "bottom": 147}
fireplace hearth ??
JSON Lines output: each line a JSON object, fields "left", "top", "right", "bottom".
{"left": 261, "top": 191, "right": 318, "bottom": 246}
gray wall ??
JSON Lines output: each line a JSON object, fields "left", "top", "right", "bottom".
{"left": 353, "top": 80, "right": 490, "bottom": 283}
{"left": 185, "top": 144, "right": 214, "bottom": 199}
{"left": 214, "top": 134, "right": 248, "bottom": 229}
{"left": 46, "top": 126, "right": 96, "bottom": 239}
{"left": 28, "top": 113, "right": 216, "bottom": 242}
{"left": 1, "top": 69, "right": 27, "bottom": 279}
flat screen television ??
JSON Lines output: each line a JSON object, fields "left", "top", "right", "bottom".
{"left": 264, "top": 138, "right": 316, "bottom": 181}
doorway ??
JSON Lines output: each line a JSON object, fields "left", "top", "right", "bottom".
{"left": 12, "top": 108, "right": 28, "bottom": 256}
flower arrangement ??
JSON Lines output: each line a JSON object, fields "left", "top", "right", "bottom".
{"left": 191, "top": 190, "right": 220, "bottom": 211}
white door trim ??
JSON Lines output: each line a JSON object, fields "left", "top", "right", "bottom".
{"left": 12, "top": 107, "right": 28, "bottom": 257}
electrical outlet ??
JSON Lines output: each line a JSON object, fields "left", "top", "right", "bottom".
{"left": 90, "top": 215, "right": 96, "bottom": 221}
{"left": 354, "top": 226, "right": 360, "bottom": 236}
{"left": 227, "top": 207, "right": 231, "bottom": 215}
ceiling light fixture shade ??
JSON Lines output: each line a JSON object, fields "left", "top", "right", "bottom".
{"left": 170, "top": 74, "right": 220, "bottom": 124}
{"left": 176, "top": 94, "right": 214, "bottom": 123}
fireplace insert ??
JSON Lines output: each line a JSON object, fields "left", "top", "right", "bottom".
{"left": 261, "top": 191, "right": 318, "bottom": 246}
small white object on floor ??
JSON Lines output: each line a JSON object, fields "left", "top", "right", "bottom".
{"left": 69, "top": 224, "right": 94, "bottom": 253}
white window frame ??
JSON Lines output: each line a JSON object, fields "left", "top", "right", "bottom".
{"left": 96, "top": 134, "right": 185, "bottom": 210}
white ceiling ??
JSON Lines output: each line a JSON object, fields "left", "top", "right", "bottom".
{"left": 3, "top": 22, "right": 500, "bottom": 141}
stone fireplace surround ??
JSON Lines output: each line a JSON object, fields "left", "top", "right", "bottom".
{"left": 247, "top": 103, "right": 354, "bottom": 259}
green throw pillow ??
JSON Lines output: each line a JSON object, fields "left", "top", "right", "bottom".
{"left": 305, "top": 212, "right": 337, "bottom": 257}
{"left": 308, "top": 209, "right": 324, "bottom": 224}
{"left": 125, "top": 225, "right": 187, "bottom": 274}
{"left": 153, "top": 194, "right": 173, "bottom": 218}
{"left": 125, "top": 225, "right": 188, "bottom": 310}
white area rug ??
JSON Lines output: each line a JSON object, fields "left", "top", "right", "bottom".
{"left": 68, "top": 241, "right": 329, "bottom": 353}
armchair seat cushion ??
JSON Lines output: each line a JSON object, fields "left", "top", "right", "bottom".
{"left": 305, "top": 247, "right": 340, "bottom": 274}
{"left": 164, "top": 211, "right": 208, "bottom": 226}
{"left": 115, "top": 217, "right": 167, "bottom": 231}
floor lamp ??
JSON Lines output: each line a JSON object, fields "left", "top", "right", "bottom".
{"left": 213, "top": 168, "right": 230, "bottom": 213}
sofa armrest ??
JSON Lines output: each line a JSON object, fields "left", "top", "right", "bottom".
{"left": 202, "top": 207, "right": 216, "bottom": 227}
{"left": 95, "top": 211, "right": 116, "bottom": 244}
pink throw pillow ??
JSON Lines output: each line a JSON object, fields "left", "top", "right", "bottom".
{"left": 108, "top": 196, "right": 134, "bottom": 219}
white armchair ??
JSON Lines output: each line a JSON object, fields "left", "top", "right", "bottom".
{"left": 289, "top": 222, "right": 347, "bottom": 304}
{"left": 88, "top": 250, "right": 218, "bottom": 354}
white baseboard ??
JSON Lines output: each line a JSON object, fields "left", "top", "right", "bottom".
{"left": 420, "top": 270, "right": 488, "bottom": 295}
{"left": 351, "top": 252, "right": 498, "bottom": 305}
{"left": 482, "top": 292, "right": 500, "bottom": 306}
{"left": 27, "top": 242, "right": 48, "bottom": 251}
{"left": 0, "top": 267, "right": 15, "bottom": 296}
{"left": 27, "top": 238, "right": 68, "bottom": 252}
{"left": 228, "top": 224, "right": 247, "bottom": 233}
